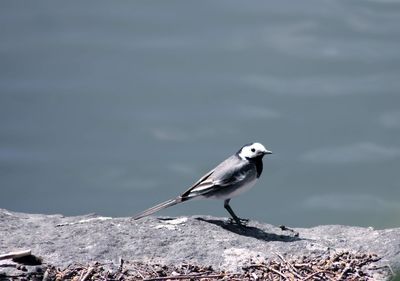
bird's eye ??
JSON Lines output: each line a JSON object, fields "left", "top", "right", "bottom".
{"left": 251, "top": 148, "right": 256, "bottom": 152}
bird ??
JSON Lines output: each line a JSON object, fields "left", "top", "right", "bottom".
{"left": 133, "top": 142, "right": 272, "bottom": 225}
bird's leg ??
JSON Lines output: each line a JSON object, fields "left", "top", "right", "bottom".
{"left": 224, "top": 199, "right": 249, "bottom": 226}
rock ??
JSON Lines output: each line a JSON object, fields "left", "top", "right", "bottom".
{"left": 0, "top": 208, "right": 399, "bottom": 280}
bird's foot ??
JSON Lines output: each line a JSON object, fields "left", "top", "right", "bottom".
{"left": 228, "top": 217, "right": 249, "bottom": 227}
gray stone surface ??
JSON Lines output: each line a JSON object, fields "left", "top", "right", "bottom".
{"left": 1, "top": 208, "right": 399, "bottom": 279}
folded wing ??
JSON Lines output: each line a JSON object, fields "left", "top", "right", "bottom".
{"left": 180, "top": 155, "right": 248, "bottom": 199}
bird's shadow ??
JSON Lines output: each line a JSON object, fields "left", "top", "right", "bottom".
{"left": 196, "top": 218, "right": 302, "bottom": 242}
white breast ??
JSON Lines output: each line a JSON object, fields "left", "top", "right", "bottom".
{"left": 228, "top": 177, "right": 258, "bottom": 198}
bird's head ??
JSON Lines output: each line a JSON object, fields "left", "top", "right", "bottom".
{"left": 238, "top": 142, "right": 272, "bottom": 160}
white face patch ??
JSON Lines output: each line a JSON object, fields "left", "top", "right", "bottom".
{"left": 238, "top": 142, "right": 270, "bottom": 159}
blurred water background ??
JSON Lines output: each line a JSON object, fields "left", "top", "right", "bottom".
{"left": 1, "top": 0, "right": 400, "bottom": 228}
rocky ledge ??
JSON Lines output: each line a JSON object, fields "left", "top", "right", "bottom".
{"left": 0, "top": 209, "right": 399, "bottom": 280}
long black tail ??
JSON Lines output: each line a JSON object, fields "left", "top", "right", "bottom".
{"left": 133, "top": 197, "right": 183, "bottom": 220}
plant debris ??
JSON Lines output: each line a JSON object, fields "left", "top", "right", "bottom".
{"left": 242, "top": 251, "right": 385, "bottom": 281}
{"left": 0, "top": 251, "right": 392, "bottom": 280}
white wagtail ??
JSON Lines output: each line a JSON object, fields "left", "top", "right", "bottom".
{"left": 133, "top": 142, "right": 272, "bottom": 225}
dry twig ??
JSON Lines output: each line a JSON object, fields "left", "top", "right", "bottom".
{"left": 0, "top": 250, "right": 31, "bottom": 261}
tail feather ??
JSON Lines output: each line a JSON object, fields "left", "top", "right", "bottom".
{"left": 133, "top": 197, "right": 181, "bottom": 220}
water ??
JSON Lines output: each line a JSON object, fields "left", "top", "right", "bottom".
{"left": 1, "top": 0, "right": 400, "bottom": 228}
